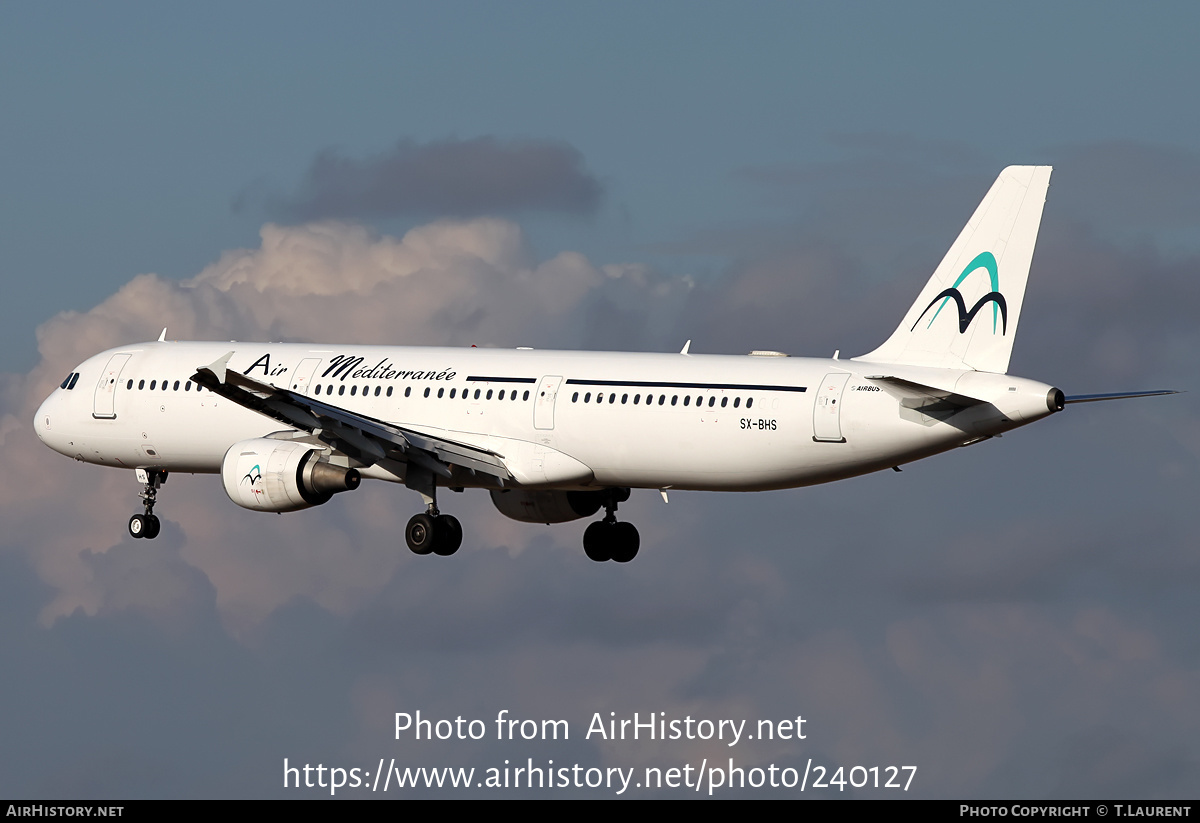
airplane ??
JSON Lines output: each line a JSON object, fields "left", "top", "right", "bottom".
{"left": 33, "top": 166, "right": 1177, "bottom": 562}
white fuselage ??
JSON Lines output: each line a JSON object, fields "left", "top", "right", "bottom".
{"left": 35, "top": 341, "right": 1060, "bottom": 493}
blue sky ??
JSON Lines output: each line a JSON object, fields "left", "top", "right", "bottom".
{"left": 2, "top": 2, "right": 1199, "bottom": 798}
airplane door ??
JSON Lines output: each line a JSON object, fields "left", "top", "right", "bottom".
{"left": 289, "top": 358, "right": 322, "bottom": 394}
{"left": 533, "top": 375, "right": 563, "bottom": 430}
{"left": 92, "top": 353, "right": 131, "bottom": 419}
{"left": 812, "top": 372, "right": 850, "bottom": 442}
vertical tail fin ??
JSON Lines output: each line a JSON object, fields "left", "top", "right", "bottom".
{"left": 854, "top": 166, "right": 1052, "bottom": 374}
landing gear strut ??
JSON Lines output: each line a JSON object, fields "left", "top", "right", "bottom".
{"left": 405, "top": 484, "right": 462, "bottom": 557}
{"left": 129, "top": 468, "right": 166, "bottom": 540}
{"left": 583, "top": 488, "right": 639, "bottom": 563}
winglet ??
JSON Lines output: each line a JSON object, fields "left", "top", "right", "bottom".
{"left": 158, "top": 328, "right": 167, "bottom": 342}
{"left": 196, "top": 351, "right": 235, "bottom": 385}
{"left": 680, "top": 340, "right": 691, "bottom": 355}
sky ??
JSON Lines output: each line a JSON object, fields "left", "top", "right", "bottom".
{"left": 2, "top": 2, "right": 1199, "bottom": 798}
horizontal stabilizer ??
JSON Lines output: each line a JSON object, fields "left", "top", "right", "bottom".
{"left": 864, "top": 374, "right": 986, "bottom": 408}
{"left": 1064, "top": 390, "right": 1180, "bottom": 404}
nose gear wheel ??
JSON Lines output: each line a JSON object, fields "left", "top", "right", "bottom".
{"left": 129, "top": 469, "right": 166, "bottom": 540}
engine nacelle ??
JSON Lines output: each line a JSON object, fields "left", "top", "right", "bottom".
{"left": 490, "top": 489, "right": 606, "bottom": 524}
{"left": 222, "top": 438, "right": 361, "bottom": 512}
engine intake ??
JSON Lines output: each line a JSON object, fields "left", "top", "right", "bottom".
{"left": 222, "top": 438, "right": 360, "bottom": 512}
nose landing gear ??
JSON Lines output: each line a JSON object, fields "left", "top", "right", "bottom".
{"left": 129, "top": 468, "right": 166, "bottom": 540}
{"left": 582, "top": 488, "right": 639, "bottom": 563}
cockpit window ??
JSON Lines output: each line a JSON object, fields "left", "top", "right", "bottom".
{"left": 60, "top": 373, "right": 74, "bottom": 390}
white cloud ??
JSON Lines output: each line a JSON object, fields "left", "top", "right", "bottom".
{"left": 4, "top": 218, "right": 689, "bottom": 629}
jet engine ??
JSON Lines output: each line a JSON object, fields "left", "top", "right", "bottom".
{"left": 489, "top": 489, "right": 606, "bottom": 524}
{"left": 222, "top": 438, "right": 360, "bottom": 512}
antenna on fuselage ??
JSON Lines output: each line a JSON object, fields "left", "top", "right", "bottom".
{"left": 680, "top": 340, "right": 691, "bottom": 355}
{"left": 158, "top": 328, "right": 167, "bottom": 342}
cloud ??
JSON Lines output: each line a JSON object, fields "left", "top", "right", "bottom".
{"left": 6, "top": 216, "right": 694, "bottom": 629}
{"left": 258, "top": 137, "right": 604, "bottom": 221}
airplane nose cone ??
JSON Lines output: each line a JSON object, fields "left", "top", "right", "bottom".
{"left": 34, "top": 392, "right": 61, "bottom": 448}
{"left": 34, "top": 396, "right": 50, "bottom": 442}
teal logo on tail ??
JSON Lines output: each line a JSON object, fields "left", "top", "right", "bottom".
{"left": 911, "top": 252, "right": 1007, "bottom": 334}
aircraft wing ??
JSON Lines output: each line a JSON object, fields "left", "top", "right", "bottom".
{"left": 190, "top": 352, "right": 512, "bottom": 482}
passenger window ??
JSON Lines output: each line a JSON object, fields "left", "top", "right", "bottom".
{"left": 633, "top": 394, "right": 640, "bottom": 404}
{"left": 584, "top": 392, "right": 592, "bottom": 402}
{"left": 523, "top": 391, "right": 530, "bottom": 401}
{"left": 747, "top": 397, "right": 754, "bottom": 408}
{"left": 733, "top": 397, "right": 740, "bottom": 408}
{"left": 139, "top": 380, "right": 145, "bottom": 390}
{"left": 708, "top": 396, "right": 715, "bottom": 407}
{"left": 609, "top": 393, "right": 616, "bottom": 403}
{"left": 659, "top": 395, "right": 665, "bottom": 405}
{"left": 621, "top": 394, "right": 628, "bottom": 404}
{"left": 404, "top": 387, "right": 411, "bottom": 397}
{"left": 486, "top": 389, "right": 493, "bottom": 400}
{"left": 150, "top": 380, "right": 156, "bottom": 390}
{"left": 387, "top": 387, "right": 393, "bottom": 397}
{"left": 351, "top": 386, "right": 357, "bottom": 396}
{"left": 125, "top": 379, "right": 133, "bottom": 390}
{"left": 314, "top": 385, "right": 322, "bottom": 395}
{"left": 499, "top": 390, "right": 506, "bottom": 400}
{"left": 424, "top": 387, "right": 431, "bottom": 398}
{"left": 174, "top": 381, "right": 180, "bottom": 391}
{"left": 597, "top": 393, "right": 604, "bottom": 404}
{"left": 339, "top": 385, "right": 346, "bottom": 396}
{"left": 436, "top": 388, "right": 443, "bottom": 398}
{"left": 450, "top": 388, "right": 456, "bottom": 399}
{"left": 186, "top": 381, "right": 192, "bottom": 391}
{"left": 474, "top": 389, "right": 481, "bottom": 399}
{"left": 671, "top": 395, "right": 677, "bottom": 406}
{"left": 683, "top": 396, "right": 690, "bottom": 406}
{"left": 572, "top": 392, "right": 579, "bottom": 402}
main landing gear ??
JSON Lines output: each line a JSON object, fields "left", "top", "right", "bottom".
{"left": 405, "top": 481, "right": 462, "bottom": 557}
{"left": 128, "top": 468, "right": 166, "bottom": 540}
{"left": 583, "top": 488, "right": 639, "bottom": 563}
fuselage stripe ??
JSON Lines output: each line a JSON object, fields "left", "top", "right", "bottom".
{"left": 464, "top": 376, "right": 539, "bottom": 383}
{"left": 565, "top": 379, "right": 807, "bottom": 392}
